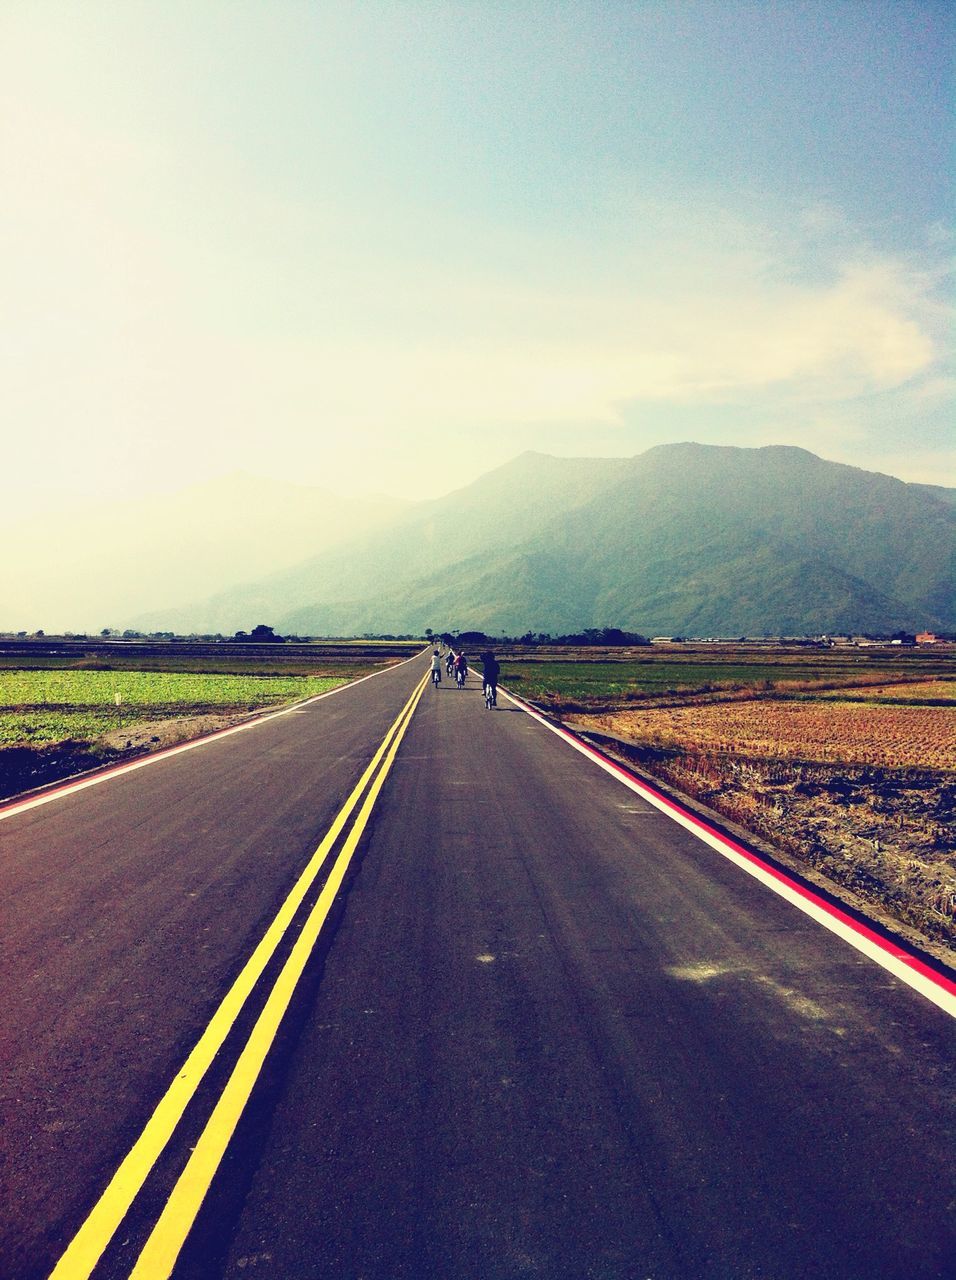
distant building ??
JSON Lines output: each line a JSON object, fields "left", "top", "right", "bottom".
{"left": 916, "top": 631, "right": 938, "bottom": 644}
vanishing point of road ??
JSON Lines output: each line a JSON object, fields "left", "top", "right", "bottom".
{"left": 1, "top": 650, "right": 954, "bottom": 1280}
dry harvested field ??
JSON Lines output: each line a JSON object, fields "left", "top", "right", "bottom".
{"left": 590, "top": 700, "right": 956, "bottom": 771}
{"left": 824, "top": 679, "right": 955, "bottom": 703}
{"left": 499, "top": 643, "right": 956, "bottom": 955}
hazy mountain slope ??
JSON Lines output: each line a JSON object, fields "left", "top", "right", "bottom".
{"left": 277, "top": 539, "right": 912, "bottom": 638}
{"left": 135, "top": 453, "right": 626, "bottom": 634}
{"left": 124, "top": 445, "right": 954, "bottom": 638}
{"left": 530, "top": 444, "right": 955, "bottom": 633}
{"left": 277, "top": 445, "right": 955, "bottom": 636}
{"left": 3, "top": 474, "right": 407, "bottom": 633}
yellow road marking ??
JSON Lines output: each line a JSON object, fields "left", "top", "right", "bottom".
{"left": 129, "top": 672, "right": 429, "bottom": 1279}
{"left": 48, "top": 672, "right": 428, "bottom": 1280}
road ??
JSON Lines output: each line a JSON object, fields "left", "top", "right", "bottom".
{"left": 1, "top": 650, "right": 953, "bottom": 1279}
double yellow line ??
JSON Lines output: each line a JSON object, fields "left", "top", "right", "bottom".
{"left": 51, "top": 671, "right": 429, "bottom": 1280}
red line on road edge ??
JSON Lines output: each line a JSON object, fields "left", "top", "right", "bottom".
{"left": 503, "top": 689, "right": 956, "bottom": 1010}
{"left": 0, "top": 648, "right": 428, "bottom": 822}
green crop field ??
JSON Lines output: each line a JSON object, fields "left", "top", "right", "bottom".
{"left": 0, "top": 670, "right": 348, "bottom": 746}
{"left": 0, "top": 640, "right": 412, "bottom": 801}
{"left": 498, "top": 650, "right": 956, "bottom": 706}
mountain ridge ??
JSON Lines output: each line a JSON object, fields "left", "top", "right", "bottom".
{"left": 130, "top": 444, "right": 954, "bottom": 638}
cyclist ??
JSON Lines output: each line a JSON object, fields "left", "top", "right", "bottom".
{"left": 430, "top": 649, "right": 442, "bottom": 686}
{"left": 480, "top": 650, "right": 500, "bottom": 706}
{"left": 454, "top": 650, "right": 468, "bottom": 688}
{"left": 445, "top": 648, "right": 456, "bottom": 679}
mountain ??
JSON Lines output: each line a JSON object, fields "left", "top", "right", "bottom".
{"left": 480, "top": 444, "right": 955, "bottom": 635}
{"left": 132, "top": 453, "right": 626, "bottom": 635}
{"left": 130, "top": 445, "right": 955, "bottom": 638}
{"left": 2, "top": 473, "right": 407, "bottom": 633}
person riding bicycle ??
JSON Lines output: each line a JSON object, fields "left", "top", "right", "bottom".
{"left": 430, "top": 649, "right": 442, "bottom": 684}
{"left": 480, "top": 650, "right": 500, "bottom": 703}
{"left": 445, "top": 648, "right": 456, "bottom": 678}
{"left": 453, "top": 651, "right": 468, "bottom": 686}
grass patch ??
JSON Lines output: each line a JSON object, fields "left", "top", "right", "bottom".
{"left": 0, "top": 670, "right": 348, "bottom": 747}
{"left": 499, "top": 659, "right": 784, "bottom": 702}
{"left": 499, "top": 659, "right": 944, "bottom": 706}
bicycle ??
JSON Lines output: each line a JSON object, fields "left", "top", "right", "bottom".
{"left": 483, "top": 681, "right": 496, "bottom": 709}
{"left": 432, "top": 668, "right": 441, "bottom": 688}
{"left": 456, "top": 667, "right": 465, "bottom": 689}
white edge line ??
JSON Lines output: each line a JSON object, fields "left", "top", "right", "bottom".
{"left": 501, "top": 687, "right": 956, "bottom": 1021}
{"left": 0, "top": 647, "right": 428, "bottom": 822}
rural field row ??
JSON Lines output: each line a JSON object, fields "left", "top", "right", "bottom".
{"left": 2, "top": 641, "right": 953, "bottom": 959}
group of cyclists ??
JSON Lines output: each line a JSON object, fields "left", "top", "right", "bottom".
{"left": 430, "top": 645, "right": 500, "bottom": 707}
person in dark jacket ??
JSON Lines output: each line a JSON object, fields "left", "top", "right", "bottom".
{"left": 480, "top": 651, "right": 500, "bottom": 702}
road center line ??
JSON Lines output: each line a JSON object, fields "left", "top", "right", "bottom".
{"left": 127, "top": 672, "right": 429, "bottom": 1280}
{"left": 47, "top": 671, "right": 428, "bottom": 1280}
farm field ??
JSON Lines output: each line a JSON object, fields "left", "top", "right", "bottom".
{"left": 0, "top": 637, "right": 421, "bottom": 674}
{"left": 497, "top": 645, "right": 954, "bottom": 708}
{"left": 813, "top": 679, "right": 955, "bottom": 704}
{"left": 0, "top": 670, "right": 351, "bottom": 746}
{"left": 590, "top": 700, "right": 956, "bottom": 770}
{"left": 498, "top": 644, "right": 956, "bottom": 957}
{"left": 0, "top": 639, "right": 411, "bottom": 802}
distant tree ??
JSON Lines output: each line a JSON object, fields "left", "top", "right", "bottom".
{"left": 552, "top": 627, "right": 649, "bottom": 647}
{"left": 599, "top": 628, "right": 650, "bottom": 646}
{"left": 33, "top": 629, "right": 45, "bottom": 638}
{"left": 248, "top": 624, "right": 281, "bottom": 642}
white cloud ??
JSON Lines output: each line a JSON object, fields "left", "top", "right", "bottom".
{"left": 215, "top": 244, "right": 939, "bottom": 430}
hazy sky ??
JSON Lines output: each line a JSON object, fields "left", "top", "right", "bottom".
{"left": 2, "top": 0, "right": 953, "bottom": 517}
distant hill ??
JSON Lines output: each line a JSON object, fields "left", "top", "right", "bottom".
{"left": 2, "top": 473, "right": 407, "bottom": 634}
{"left": 131, "top": 445, "right": 955, "bottom": 638}
{"left": 133, "top": 453, "right": 626, "bottom": 635}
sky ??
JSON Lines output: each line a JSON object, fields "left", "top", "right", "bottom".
{"left": 2, "top": 0, "right": 953, "bottom": 519}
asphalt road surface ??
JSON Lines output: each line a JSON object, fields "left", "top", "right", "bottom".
{"left": 1, "top": 651, "right": 954, "bottom": 1280}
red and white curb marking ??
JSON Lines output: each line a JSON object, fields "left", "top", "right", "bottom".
{"left": 0, "top": 648, "right": 428, "bottom": 824}
{"left": 503, "top": 688, "right": 956, "bottom": 1021}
